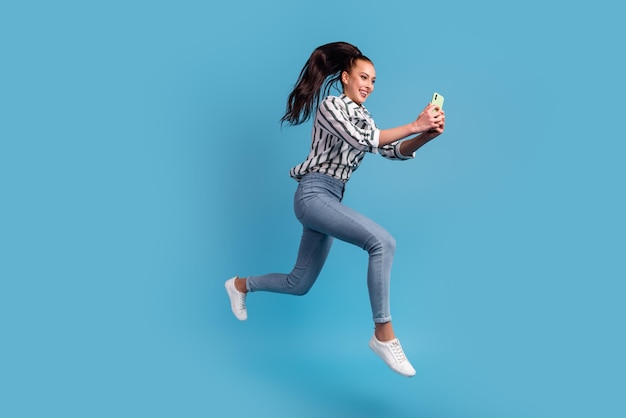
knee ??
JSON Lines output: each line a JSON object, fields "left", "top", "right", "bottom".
{"left": 285, "top": 274, "right": 315, "bottom": 296}
{"left": 288, "top": 282, "right": 313, "bottom": 296}
{"left": 369, "top": 231, "right": 396, "bottom": 255}
{"left": 385, "top": 234, "right": 396, "bottom": 253}
{"left": 292, "top": 285, "right": 312, "bottom": 296}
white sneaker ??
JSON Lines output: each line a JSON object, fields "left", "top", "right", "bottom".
{"left": 369, "top": 334, "right": 416, "bottom": 377}
{"left": 224, "top": 277, "right": 247, "bottom": 321}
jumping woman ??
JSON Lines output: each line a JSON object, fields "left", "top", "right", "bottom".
{"left": 225, "top": 41, "right": 445, "bottom": 377}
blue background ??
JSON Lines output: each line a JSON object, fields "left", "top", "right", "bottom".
{"left": 1, "top": 1, "right": 624, "bottom": 417}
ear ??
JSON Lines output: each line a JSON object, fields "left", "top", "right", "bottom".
{"left": 341, "top": 70, "right": 349, "bottom": 84}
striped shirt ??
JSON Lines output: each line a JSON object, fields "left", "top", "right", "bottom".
{"left": 290, "top": 94, "right": 415, "bottom": 183}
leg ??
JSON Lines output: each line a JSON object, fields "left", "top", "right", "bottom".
{"left": 298, "top": 190, "right": 415, "bottom": 376}
{"left": 245, "top": 227, "right": 333, "bottom": 295}
{"left": 225, "top": 178, "right": 335, "bottom": 320}
{"left": 226, "top": 227, "right": 332, "bottom": 321}
{"left": 298, "top": 192, "right": 396, "bottom": 324}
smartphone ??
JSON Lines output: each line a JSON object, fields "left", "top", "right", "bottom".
{"left": 431, "top": 92, "right": 444, "bottom": 110}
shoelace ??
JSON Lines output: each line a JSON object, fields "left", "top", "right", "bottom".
{"left": 389, "top": 340, "right": 407, "bottom": 364}
{"left": 236, "top": 291, "right": 246, "bottom": 311}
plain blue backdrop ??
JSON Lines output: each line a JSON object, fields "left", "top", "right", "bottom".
{"left": 1, "top": 1, "right": 624, "bottom": 417}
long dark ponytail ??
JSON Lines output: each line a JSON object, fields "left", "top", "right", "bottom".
{"left": 280, "top": 42, "right": 370, "bottom": 126}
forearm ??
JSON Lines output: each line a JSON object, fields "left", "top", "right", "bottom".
{"left": 398, "top": 133, "right": 433, "bottom": 156}
{"left": 379, "top": 123, "right": 418, "bottom": 147}
{"left": 378, "top": 103, "right": 444, "bottom": 151}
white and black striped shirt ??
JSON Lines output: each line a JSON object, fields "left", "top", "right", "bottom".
{"left": 290, "top": 94, "right": 414, "bottom": 183}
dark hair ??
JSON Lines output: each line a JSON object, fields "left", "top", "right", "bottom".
{"left": 280, "top": 42, "right": 372, "bottom": 126}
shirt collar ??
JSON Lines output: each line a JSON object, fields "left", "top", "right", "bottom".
{"left": 339, "top": 94, "right": 371, "bottom": 116}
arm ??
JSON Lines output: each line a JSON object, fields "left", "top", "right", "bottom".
{"left": 398, "top": 127, "right": 444, "bottom": 156}
{"left": 379, "top": 103, "right": 445, "bottom": 147}
{"left": 380, "top": 103, "right": 445, "bottom": 157}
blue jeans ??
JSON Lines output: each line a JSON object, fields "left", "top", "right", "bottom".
{"left": 247, "top": 173, "right": 396, "bottom": 323}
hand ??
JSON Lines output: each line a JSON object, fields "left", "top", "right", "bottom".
{"left": 413, "top": 104, "right": 445, "bottom": 134}
{"left": 421, "top": 108, "right": 446, "bottom": 142}
{"left": 398, "top": 108, "right": 446, "bottom": 156}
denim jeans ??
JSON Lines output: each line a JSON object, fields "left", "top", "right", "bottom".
{"left": 247, "top": 172, "right": 396, "bottom": 323}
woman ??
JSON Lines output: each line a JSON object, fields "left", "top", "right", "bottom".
{"left": 225, "top": 41, "right": 445, "bottom": 377}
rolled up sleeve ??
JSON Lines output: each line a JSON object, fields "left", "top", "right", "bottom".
{"left": 379, "top": 141, "right": 415, "bottom": 160}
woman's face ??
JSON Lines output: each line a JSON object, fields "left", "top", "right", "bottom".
{"left": 342, "top": 59, "right": 376, "bottom": 105}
